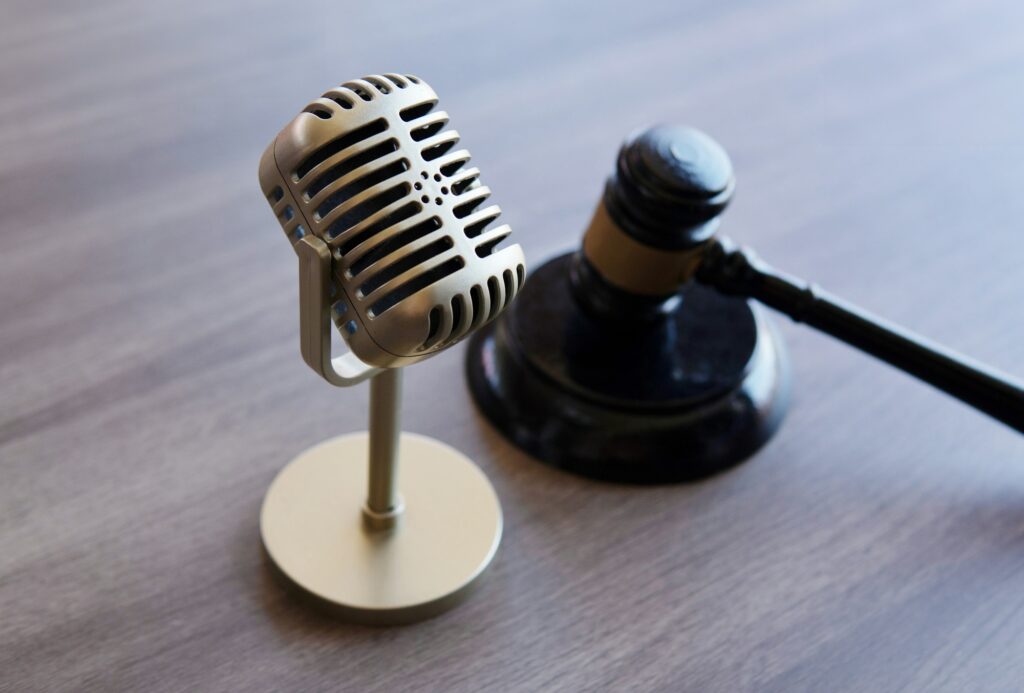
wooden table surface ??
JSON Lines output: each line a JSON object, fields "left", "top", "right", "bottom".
{"left": 3, "top": 0, "right": 1024, "bottom": 690}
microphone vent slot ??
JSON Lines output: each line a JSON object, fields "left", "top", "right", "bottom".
{"left": 424, "top": 306, "right": 443, "bottom": 346}
{"left": 337, "top": 202, "right": 422, "bottom": 256}
{"left": 264, "top": 184, "right": 308, "bottom": 245}
{"left": 400, "top": 100, "right": 436, "bottom": 122}
{"left": 453, "top": 191, "right": 488, "bottom": 219}
{"left": 367, "top": 255, "right": 465, "bottom": 319}
{"left": 328, "top": 94, "right": 354, "bottom": 109}
{"left": 470, "top": 285, "right": 484, "bottom": 327}
{"left": 294, "top": 118, "right": 388, "bottom": 181}
{"left": 502, "top": 269, "right": 516, "bottom": 308}
{"left": 486, "top": 276, "right": 502, "bottom": 321}
{"left": 357, "top": 236, "right": 454, "bottom": 298}
{"left": 410, "top": 120, "right": 446, "bottom": 142}
{"left": 365, "top": 76, "right": 392, "bottom": 95}
{"left": 314, "top": 158, "right": 409, "bottom": 221}
{"left": 439, "top": 155, "right": 470, "bottom": 178}
{"left": 343, "top": 82, "right": 375, "bottom": 101}
{"left": 449, "top": 170, "right": 479, "bottom": 195}
{"left": 414, "top": 262, "right": 527, "bottom": 351}
{"left": 421, "top": 134, "right": 458, "bottom": 162}
{"left": 451, "top": 294, "right": 464, "bottom": 335}
{"left": 324, "top": 183, "right": 411, "bottom": 240}
{"left": 347, "top": 216, "right": 442, "bottom": 277}
{"left": 474, "top": 230, "right": 511, "bottom": 258}
{"left": 382, "top": 73, "right": 410, "bottom": 89}
{"left": 305, "top": 139, "right": 400, "bottom": 200}
{"left": 304, "top": 106, "right": 332, "bottom": 119}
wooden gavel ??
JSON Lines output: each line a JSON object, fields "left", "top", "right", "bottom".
{"left": 467, "top": 124, "right": 1023, "bottom": 484}
{"left": 579, "top": 125, "right": 1024, "bottom": 434}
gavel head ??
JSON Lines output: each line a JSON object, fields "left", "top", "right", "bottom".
{"left": 465, "top": 123, "right": 789, "bottom": 483}
{"left": 573, "top": 125, "right": 734, "bottom": 318}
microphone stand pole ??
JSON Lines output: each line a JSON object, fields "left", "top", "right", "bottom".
{"left": 365, "top": 368, "right": 404, "bottom": 530}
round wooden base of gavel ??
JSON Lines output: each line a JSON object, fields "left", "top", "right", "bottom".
{"left": 466, "top": 125, "right": 790, "bottom": 483}
{"left": 466, "top": 253, "right": 790, "bottom": 483}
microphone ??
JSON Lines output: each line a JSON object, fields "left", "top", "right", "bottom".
{"left": 259, "top": 72, "right": 525, "bottom": 369}
{"left": 257, "top": 74, "right": 524, "bottom": 624}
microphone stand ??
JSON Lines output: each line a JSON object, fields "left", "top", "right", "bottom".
{"left": 259, "top": 235, "right": 502, "bottom": 624}
{"left": 697, "top": 237, "right": 1024, "bottom": 433}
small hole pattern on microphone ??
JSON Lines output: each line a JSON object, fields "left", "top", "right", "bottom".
{"left": 259, "top": 74, "right": 525, "bottom": 369}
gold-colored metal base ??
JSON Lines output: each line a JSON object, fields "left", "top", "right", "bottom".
{"left": 260, "top": 432, "right": 502, "bottom": 625}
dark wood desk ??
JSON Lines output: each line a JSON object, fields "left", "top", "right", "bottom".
{"left": 3, "top": 0, "right": 1024, "bottom": 690}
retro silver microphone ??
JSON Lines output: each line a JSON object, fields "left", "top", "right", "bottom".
{"left": 259, "top": 72, "right": 525, "bottom": 370}
{"left": 257, "top": 74, "right": 524, "bottom": 625}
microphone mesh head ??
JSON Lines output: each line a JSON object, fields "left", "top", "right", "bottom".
{"left": 259, "top": 74, "right": 526, "bottom": 368}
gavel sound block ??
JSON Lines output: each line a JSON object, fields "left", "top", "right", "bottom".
{"left": 466, "top": 125, "right": 1024, "bottom": 484}
{"left": 467, "top": 127, "right": 790, "bottom": 483}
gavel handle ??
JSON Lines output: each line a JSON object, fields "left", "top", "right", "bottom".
{"left": 696, "top": 238, "right": 1024, "bottom": 434}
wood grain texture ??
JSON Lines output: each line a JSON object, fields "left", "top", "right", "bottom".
{"left": 2, "top": 0, "right": 1024, "bottom": 690}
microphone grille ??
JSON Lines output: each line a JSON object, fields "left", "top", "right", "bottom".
{"left": 259, "top": 74, "right": 525, "bottom": 368}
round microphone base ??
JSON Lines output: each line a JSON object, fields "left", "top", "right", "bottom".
{"left": 465, "top": 252, "right": 791, "bottom": 484}
{"left": 260, "top": 432, "right": 502, "bottom": 624}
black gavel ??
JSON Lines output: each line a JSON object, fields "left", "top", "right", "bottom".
{"left": 467, "top": 124, "right": 1024, "bottom": 483}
